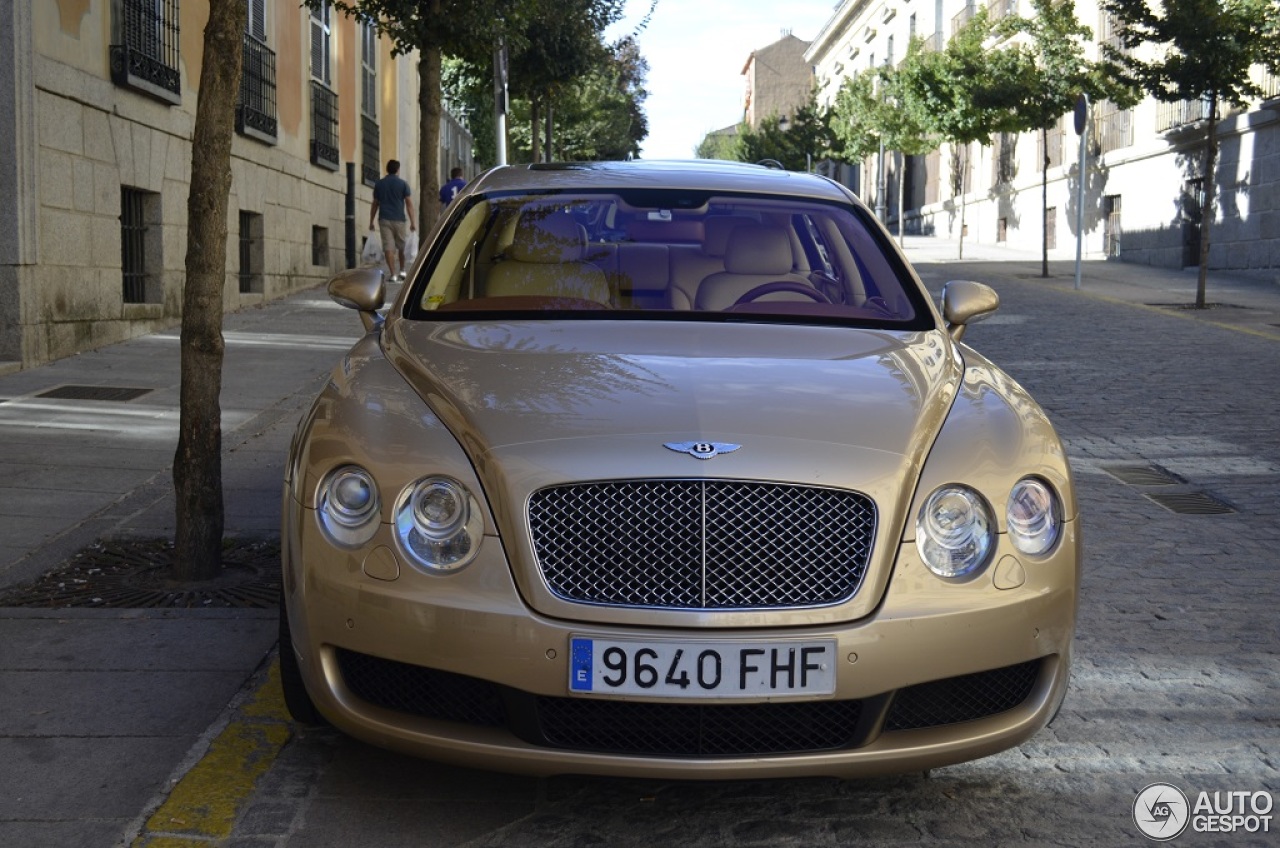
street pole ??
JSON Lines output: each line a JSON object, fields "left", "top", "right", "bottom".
{"left": 876, "top": 138, "right": 887, "bottom": 224}
{"left": 1073, "top": 93, "right": 1088, "bottom": 291}
{"left": 493, "top": 38, "right": 509, "bottom": 167}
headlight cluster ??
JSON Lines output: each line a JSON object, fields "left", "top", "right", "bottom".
{"left": 316, "top": 468, "right": 482, "bottom": 572}
{"left": 915, "top": 477, "right": 1061, "bottom": 578}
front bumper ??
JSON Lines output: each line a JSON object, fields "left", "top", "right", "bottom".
{"left": 282, "top": 511, "right": 1078, "bottom": 779}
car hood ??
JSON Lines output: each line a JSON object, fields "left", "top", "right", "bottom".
{"left": 382, "top": 318, "right": 962, "bottom": 626}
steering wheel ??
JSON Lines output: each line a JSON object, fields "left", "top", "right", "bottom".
{"left": 732, "top": 281, "right": 831, "bottom": 306}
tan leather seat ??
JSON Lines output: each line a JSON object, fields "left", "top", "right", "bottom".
{"left": 694, "top": 223, "right": 813, "bottom": 311}
{"left": 486, "top": 210, "right": 612, "bottom": 305}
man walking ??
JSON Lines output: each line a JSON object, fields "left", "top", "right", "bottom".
{"left": 370, "top": 159, "right": 416, "bottom": 280}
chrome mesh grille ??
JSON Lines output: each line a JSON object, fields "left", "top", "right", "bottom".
{"left": 529, "top": 481, "right": 876, "bottom": 610}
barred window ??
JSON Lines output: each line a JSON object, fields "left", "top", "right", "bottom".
{"left": 239, "top": 211, "right": 264, "bottom": 294}
{"left": 110, "top": 0, "right": 181, "bottom": 104}
{"left": 361, "top": 22, "right": 380, "bottom": 187}
{"left": 237, "top": 0, "right": 278, "bottom": 144}
{"left": 121, "top": 187, "right": 162, "bottom": 304}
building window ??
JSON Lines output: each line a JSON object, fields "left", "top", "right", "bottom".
{"left": 993, "top": 132, "right": 1016, "bottom": 185}
{"left": 1182, "top": 179, "right": 1204, "bottom": 267}
{"left": 361, "top": 22, "right": 380, "bottom": 187}
{"left": 110, "top": 0, "right": 181, "bottom": 104}
{"left": 239, "top": 211, "right": 264, "bottom": 294}
{"left": 121, "top": 187, "right": 162, "bottom": 304}
{"left": 997, "top": 217, "right": 1008, "bottom": 242}
{"left": 309, "top": 4, "right": 339, "bottom": 170}
{"left": 312, "top": 226, "right": 329, "bottom": 267}
{"left": 1039, "top": 117, "right": 1065, "bottom": 170}
{"left": 1045, "top": 206, "right": 1057, "bottom": 250}
{"left": 1103, "top": 194, "right": 1122, "bottom": 258}
{"left": 237, "top": 0, "right": 278, "bottom": 144}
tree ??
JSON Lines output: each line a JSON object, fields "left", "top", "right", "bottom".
{"left": 1102, "top": 0, "right": 1280, "bottom": 307}
{"left": 695, "top": 127, "right": 741, "bottom": 160}
{"left": 507, "top": 0, "right": 623, "bottom": 162}
{"left": 834, "top": 42, "right": 941, "bottom": 246}
{"left": 734, "top": 97, "right": 841, "bottom": 172}
{"left": 310, "top": 0, "right": 543, "bottom": 232}
{"left": 1007, "top": 0, "right": 1136, "bottom": 276}
{"left": 899, "top": 9, "right": 1029, "bottom": 258}
{"left": 548, "top": 36, "right": 649, "bottom": 161}
{"left": 173, "top": 0, "right": 247, "bottom": 580}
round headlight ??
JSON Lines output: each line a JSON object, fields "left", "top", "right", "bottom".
{"left": 395, "top": 476, "right": 483, "bottom": 572}
{"left": 1007, "top": 477, "right": 1061, "bottom": 556}
{"left": 916, "top": 485, "right": 995, "bottom": 578}
{"left": 318, "top": 466, "right": 381, "bottom": 546}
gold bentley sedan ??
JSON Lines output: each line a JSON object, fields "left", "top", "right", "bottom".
{"left": 280, "top": 160, "right": 1079, "bottom": 779}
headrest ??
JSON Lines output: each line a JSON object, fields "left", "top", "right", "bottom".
{"left": 702, "top": 216, "right": 755, "bottom": 257}
{"left": 508, "top": 211, "right": 586, "bottom": 263}
{"left": 723, "top": 224, "right": 794, "bottom": 275}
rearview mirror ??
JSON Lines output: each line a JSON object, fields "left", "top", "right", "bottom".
{"left": 328, "top": 268, "right": 386, "bottom": 332}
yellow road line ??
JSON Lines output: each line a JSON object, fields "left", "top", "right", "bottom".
{"left": 132, "top": 660, "right": 292, "bottom": 847}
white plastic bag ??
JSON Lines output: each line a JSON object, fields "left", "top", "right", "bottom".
{"left": 360, "top": 229, "right": 383, "bottom": 267}
{"left": 404, "top": 230, "right": 420, "bottom": 267}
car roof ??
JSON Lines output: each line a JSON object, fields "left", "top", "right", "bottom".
{"left": 467, "top": 160, "right": 857, "bottom": 204}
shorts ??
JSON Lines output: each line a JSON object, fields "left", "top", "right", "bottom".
{"left": 379, "top": 219, "right": 410, "bottom": 251}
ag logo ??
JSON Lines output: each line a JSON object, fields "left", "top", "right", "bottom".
{"left": 664, "top": 441, "right": 741, "bottom": 460}
{"left": 1133, "top": 782, "right": 1190, "bottom": 841}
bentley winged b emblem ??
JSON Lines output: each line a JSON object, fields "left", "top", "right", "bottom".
{"left": 663, "top": 441, "right": 742, "bottom": 460}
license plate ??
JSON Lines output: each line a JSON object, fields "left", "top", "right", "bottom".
{"left": 568, "top": 637, "right": 837, "bottom": 698}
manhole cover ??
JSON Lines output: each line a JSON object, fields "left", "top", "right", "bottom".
{"left": 1101, "top": 463, "right": 1185, "bottom": 486}
{"left": 36, "top": 385, "right": 154, "bottom": 402}
{"left": 1144, "top": 491, "right": 1237, "bottom": 515}
{"left": 0, "top": 538, "right": 279, "bottom": 609}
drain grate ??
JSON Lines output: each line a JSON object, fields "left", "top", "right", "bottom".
{"left": 1102, "top": 463, "right": 1185, "bottom": 486}
{"left": 1144, "top": 491, "right": 1237, "bottom": 515}
{"left": 36, "top": 385, "right": 153, "bottom": 402}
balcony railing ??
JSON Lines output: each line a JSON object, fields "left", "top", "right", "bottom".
{"left": 921, "top": 31, "right": 945, "bottom": 53}
{"left": 362, "top": 115, "right": 380, "bottom": 187}
{"left": 236, "top": 35, "right": 278, "bottom": 144}
{"left": 1155, "top": 97, "right": 1211, "bottom": 132}
{"left": 1256, "top": 65, "right": 1280, "bottom": 100}
{"left": 952, "top": 4, "right": 976, "bottom": 35}
{"left": 986, "top": 0, "right": 1017, "bottom": 22}
{"left": 310, "top": 81, "right": 340, "bottom": 171}
{"left": 110, "top": 0, "right": 181, "bottom": 104}
{"left": 1092, "top": 103, "right": 1133, "bottom": 154}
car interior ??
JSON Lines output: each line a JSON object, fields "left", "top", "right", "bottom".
{"left": 414, "top": 192, "right": 925, "bottom": 325}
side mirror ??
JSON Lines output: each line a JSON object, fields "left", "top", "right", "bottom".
{"left": 328, "top": 268, "right": 386, "bottom": 332}
{"left": 941, "top": 280, "right": 999, "bottom": 342}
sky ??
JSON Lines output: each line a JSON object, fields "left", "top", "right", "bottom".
{"left": 605, "top": 0, "right": 841, "bottom": 160}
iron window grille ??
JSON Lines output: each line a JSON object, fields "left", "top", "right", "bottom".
{"left": 121, "top": 187, "right": 153, "bottom": 303}
{"left": 239, "top": 211, "right": 264, "bottom": 294}
{"left": 1092, "top": 101, "right": 1133, "bottom": 154}
{"left": 110, "top": 0, "right": 181, "bottom": 104}
{"left": 361, "top": 23, "right": 380, "bottom": 186}
{"left": 1103, "top": 195, "right": 1122, "bottom": 258}
{"left": 237, "top": 34, "right": 278, "bottom": 144}
{"left": 310, "top": 81, "right": 340, "bottom": 171}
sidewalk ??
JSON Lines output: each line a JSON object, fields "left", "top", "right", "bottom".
{"left": 0, "top": 241, "right": 1278, "bottom": 846}
{"left": 0, "top": 285, "right": 370, "bottom": 847}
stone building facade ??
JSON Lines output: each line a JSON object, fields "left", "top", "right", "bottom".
{"left": 0, "top": 0, "right": 454, "bottom": 371}
{"left": 806, "top": 0, "right": 1280, "bottom": 272}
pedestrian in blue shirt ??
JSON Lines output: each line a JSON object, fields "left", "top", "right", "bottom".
{"left": 370, "top": 159, "right": 416, "bottom": 280}
{"left": 439, "top": 167, "right": 467, "bottom": 207}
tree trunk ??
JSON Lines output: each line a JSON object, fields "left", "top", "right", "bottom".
{"left": 173, "top": 0, "right": 247, "bottom": 581}
{"left": 530, "top": 96, "right": 541, "bottom": 163}
{"left": 419, "top": 45, "right": 443, "bottom": 233}
{"left": 1041, "top": 126, "right": 1049, "bottom": 279}
{"left": 545, "top": 93, "right": 554, "bottom": 163}
{"left": 1196, "top": 93, "right": 1218, "bottom": 309}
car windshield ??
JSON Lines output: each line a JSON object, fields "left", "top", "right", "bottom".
{"left": 404, "top": 189, "right": 934, "bottom": 329}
